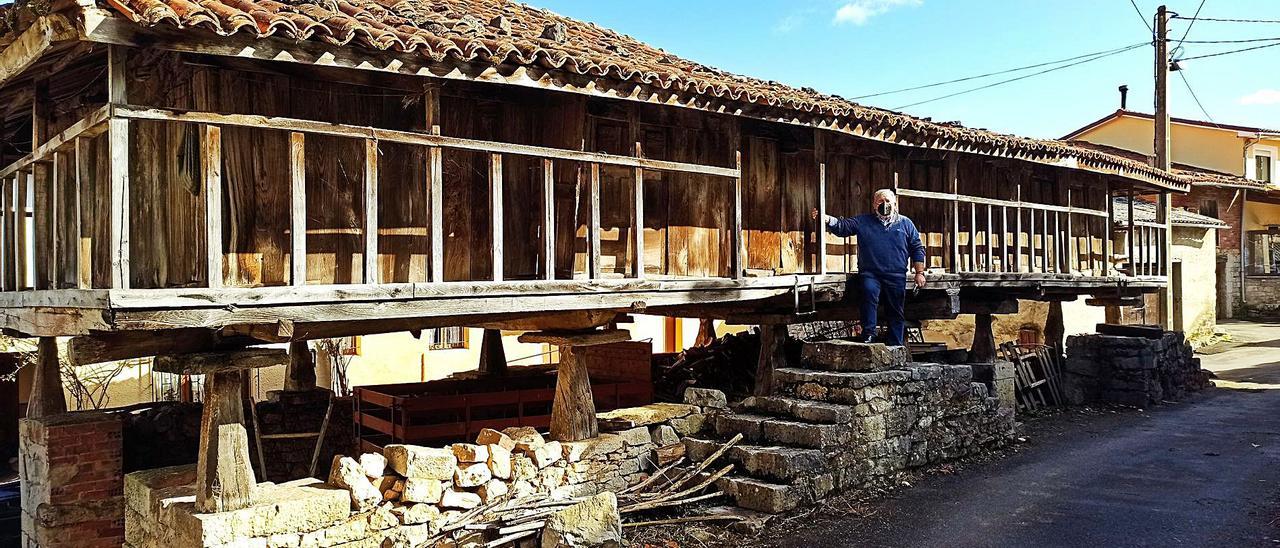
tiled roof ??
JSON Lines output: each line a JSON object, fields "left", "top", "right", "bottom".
{"left": 1112, "top": 197, "right": 1229, "bottom": 229}
{"left": 5, "top": 0, "right": 1189, "bottom": 189}
{"left": 1069, "top": 140, "right": 1270, "bottom": 191}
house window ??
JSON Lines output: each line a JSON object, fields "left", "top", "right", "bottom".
{"left": 1199, "top": 199, "right": 1219, "bottom": 219}
{"left": 1257, "top": 153, "right": 1274, "bottom": 183}
{"left": 1246, "top": 230, "right": 1280, "bottom": 275}
{"left": 428, "top": 327, "right": 468, "bottom": 350}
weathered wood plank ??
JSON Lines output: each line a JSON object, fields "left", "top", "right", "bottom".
{"left": 632, "top": 142, "right": 644, "bottom": 279}
{"left": 195, "top": 370, "right": 256, "bottom": 512}
{"left": 490, "top": 153, "right": 503, "bottom": 282}
{"left": 817, "top": 162, "right": 827, "bottom": 275}
{"left": 203, "top": 125, "right": 223, "bottom": 288}
{"left": 732, "top": 151, "right": 743, "bottom": 279}
{"left": 154, "top": 348, "right": 288, "bottom": 375}
{"left": 73, "top": 137, "right": 88, "bottom": 289}
{"left": 542, "top": 158, "right": 555, "bottom": 280}
{"left": 517, "top": 328, "right": 630, "bottom": 346}
{"left": 429, "top": 146, "right": 444, "bottom": 283}
{"left": 364, "top": 139, "right": 379, "bottom": 284}
{"left": 289, "top": 132, "right": 306, "bottom": 286}
{"left": 17, "top": 172, "right": 28, "bottom": 290}
{"left": 548, "top": 345, "right": 597, "bottom": 442}
{"left": 589, "top": 163, "right": 601, "bottom": 279}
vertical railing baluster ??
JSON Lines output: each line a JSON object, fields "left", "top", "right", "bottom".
{"left": 203, "top": 125, "right": 223, "bottom": 288}
{"left": 633, "top": 143, "right": 645, "bottom": 279}
{"left": 289, "top": 132, "right": 306, "bottom": 286}
{"left": 732, "top": 151, "right": 743, "bottom": 280}
{"left": 589, "top": 163, "right": 601, "bottom": 280}
{"left": 490, "top": 153, "right": 503, "bottom": 282}
{"left": 542, "top": 158, "right": 555, "bottom": 281}
{"left": 363, "top": 138, "right": 379, "bottom": 284}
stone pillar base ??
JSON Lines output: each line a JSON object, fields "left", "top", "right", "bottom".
{"left": 20, "top": 411, "right": 124, "bottom": 548}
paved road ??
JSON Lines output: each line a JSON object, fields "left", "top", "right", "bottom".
{"left": 766, "top": 322, "right": 1280, "bottom": 548}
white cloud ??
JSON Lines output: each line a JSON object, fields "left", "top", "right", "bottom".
{"left": 833, "top": 0, "right": 922, "bottom": 26}
{"left": 1239, "top": 89, "right": 1280, "bottom": 106}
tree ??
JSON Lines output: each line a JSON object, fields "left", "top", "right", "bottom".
{"left": 314, "top": 338, "right": 354, "bottom": 397}
{"left": 60, "top": 355, "right": 128, "bottom": 411}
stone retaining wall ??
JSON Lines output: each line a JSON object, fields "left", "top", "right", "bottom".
{"left": 1063, "top": 331, "right": 1210, "bottom": 407}
{"left": 124, "top": 401, "right": 717, "bottom": 547}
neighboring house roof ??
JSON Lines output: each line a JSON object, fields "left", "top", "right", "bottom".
{"left": 0, "top": 0, "right": 1190, "bottom": 191}
{"left": 1112, "top": 196, "right": 1229, "bottom": 229}
{"left": 1069, "top": 141, "right": 1270, "bottom": 191}
{"left": 1063, "top": 109, "right": 1280, "bottom": 141}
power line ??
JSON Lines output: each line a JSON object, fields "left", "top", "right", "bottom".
{"left": 1173, "top": 0, "right": 1206, "bottom": 50}
{"left": 1172, "top": 16, "right": 1280, "bottom": 23}
{"left": 1177, "top": 70, "right": 1218, "bottom": 126}
{"left": 1130, "top": 0, "right": 1155, "bottom": 34}
{"left": 1181, "top": 37, "right": 1280, "bottom": 44}
{"left": 851, "top": 42, "right": 1147, "bottom": 100}
{"left": 894, "top": 43, "right": 1147, "bottom": 110}
{"left": 1178, "top": 40, "right": 1280, "bottom": 61}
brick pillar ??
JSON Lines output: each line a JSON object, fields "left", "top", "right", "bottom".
{"left": 20, "top": 411, "right": 124, "bottom": 548}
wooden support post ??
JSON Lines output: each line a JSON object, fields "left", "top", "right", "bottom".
{"left": 732, "top": 151, "right": 743, "bottom": 279}
{"left": 285, "top": 340, "right": 316, "bottom": 392}
{"left": 588, "top": 163, "right": 601, "bottom": 279}
{"left": 1046, "top": 301, "right": 1066, "bottom": 358}
{"left": 429, "top": 146, "right": 443, "bottom": 283}
{"left": 755, "top": 324, "right": 785, "bottom": 396}
{"left": 26, "top": 337, "right": 66, "bottom": 419}
{"left": 108, "top": 45, "right": 129, "bottom": 289}
{"left": 196, "top": 370, "right": 257, "bottom": 512}
{"left": 289, "top": 132, "right": 306, "bottom": 286}
{"left": 203, "top": 125, "right": 223, "bottom": 288}
{"left": 694, "top": 318, "right": 716, "bottom": 347}
{"left": 817, "top": 162, "right": 827, "bottom": 275}
{"left": 542, "top": 159, "right": 555, "bottom": 281}
{"left": 549, "top": 345, "right": 595, "bottom": 442}
{"left": 633, "top": 142, "right": 644, "bottom": 279}
{"left": 363, "top": 139, "right": 379, "bottom": 284}
{"left": 73, "top": 137, "right": 87, "bottom": 289}
{"left": 1014, "top": 183, "right": 1022, "bottom": 272}
{"left": 947, "top": 156, "right": 959, "bottom": 273}
{"left": 970, "top": 313, "right": 996, "bottom": 364}
{"left": 477, "top": 328, "right": 507, "bottom": 376}
{"left": 490, "top": 153, "right": 503, "bottom": 282}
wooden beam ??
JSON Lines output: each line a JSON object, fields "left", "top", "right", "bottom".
{"left": 490, "top": 153, "right": 503, "bottom": 282}
{"left": 517, "top": 328, "right": 629, "bottom": 347}
{"left": 542, "top": 158, "right": 555, "bottom": 281}
{"left": 289, "top": 132, "right": 306, "bottom": 286}
{"left": 589, "top": 163, "right": 601, "bottom": 279}
{"left": 26, "top": 336, "right": 66, "bottom": 419}
{"left": 203, "top": 125, "right": 223, "bottom": 288}
{"left": 68, "top": 329, "right": 253, "bottom": 365}
{"left": 0, "top": 15, "right": 77, "bottom": 88}
{"left": 633, "top": 142, "right": 644, "bottom": 279}
{"left": 195, "top": 369, "right": 256, "bottom": 512}
{"left": 154, "top": 348, "right": 288, "bottom": 375}
{"left": 363, "top": 139, "right": 379, "bottom": 284}
{"left": 429, "top": 145, "right": 443, "bottom": 283}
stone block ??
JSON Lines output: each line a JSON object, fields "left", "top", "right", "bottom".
{"left": 717, "top": 476, "right": 799, "bottom": 514}
{"left": 597, "top": 403, "right": 698, "bottom": 428}
{"left": 164, "top": 480, "right": 349, "bottom": 546}
{"left": 385, "top": 445, "right": 457, "bottom": 480}
{"left": 760, "top": 420, "right": 850, "bottom": 449}
{"left": 358, "top": 453, "right": 387, "bottom": 479}
{"left": 502, "top": 427, "right": 545, "bottom": 451}
{"left": 391, "top": 502, "right": 440, "bottom": 527}
{"left": 477, "top": 479, "right": 509, "bottom": 504}
{"left": 526, "top": 441, "right": 563, "bottom": 468}
{"left": 454, "top": 462, "right": 493, "bottom": 489}
{"left": 328, "top": 455, "right": 382, "bottom": 511}
{"left": 512, "top": 455, "right": 538, "bottom": 482}
{"left": 726, "top": 445, "right": 826, "bottom": 482}
{"left": 401, "top": 478, "right": 443, "bottom": 504}
{"left": 650, "top": 425, "right": 680, "bottom": 446}
{"left": 476, "top": 428, "right": 517, "bottom": 452}
{"left": 440, "top": 489, "right": 482, "bottom": 510}
{"left": 451, "top": 443, "right": 489, "bottom": 463}
{"left": 617, "top": 426, "right": 654, "bottom": 446}
{"left": 683, "top": 387, "right": 728, "bottom": 409}
{"left": 487, "top": 444, "right": 513, "bottom": 480}
{"left": 714, "top": 413, "right": 769, "bottom": 442}
{"left": 540, "top": 492, "right": 622, "bottom": 548}
{"left": 801, "top": 340, "right": 909, "bottom": 372}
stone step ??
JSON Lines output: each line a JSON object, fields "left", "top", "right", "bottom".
{"left": 681, "top": 436, "right": 828, "bottom": 482}
{"left": 800, "top": 340, "right": 909, "bottom": 372}
{"left": 738, "top": 396, "right": 854, "bottom": 424}
{"left": 715, "top": 473, "right": 836, "bottom": 514}
{"left": 713, "top": 413, "right": 853, "bottom": 449}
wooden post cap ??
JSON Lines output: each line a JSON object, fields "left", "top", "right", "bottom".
{"left": 517, "top": 329, "right": 629, "bottom": 347}
{"left": 154, "top": 348, "right": 288, "bottom": 375}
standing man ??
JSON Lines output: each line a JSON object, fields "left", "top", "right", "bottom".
{"left": 811, "top": 189, "right": 926, "bottom": 346}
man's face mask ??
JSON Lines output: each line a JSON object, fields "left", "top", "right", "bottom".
{"left": 876, "top": 201, "right": 894, "bottom": 217}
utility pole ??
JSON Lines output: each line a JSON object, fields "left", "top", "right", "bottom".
{"left": 1153, "top": 5, "right": 1175, "bottom": 330}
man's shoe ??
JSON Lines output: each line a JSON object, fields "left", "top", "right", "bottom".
{"left": 858, "top": 332, "right": 877, "bottom": 344}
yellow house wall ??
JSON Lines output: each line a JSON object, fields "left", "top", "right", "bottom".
{"left": 1244, "top": 200, "right": 1280, "bottom": 231}
{"left": 1074, "top": 115, "right": 1280, "bottom": 177}
{"left": 920, "top": 300, "right": 1105, "bottom": 350}
{"left": 1173, "top": 226, "right": 1218, "bottom": 340}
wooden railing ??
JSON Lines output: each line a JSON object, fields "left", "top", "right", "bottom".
{"left": 0, "top": 105, "right": 744, "bottom": 291}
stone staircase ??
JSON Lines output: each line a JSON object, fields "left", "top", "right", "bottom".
{"left": 683, "top": 340, "right": 1014, "bottom": 513}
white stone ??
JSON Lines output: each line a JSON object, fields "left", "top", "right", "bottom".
{"left": 504, "top": 426, "right": 546, "bottom": 451}
{"left": 617, "top": 426, "right": 651, "bottom": 447}
{"left": 440, "top": 489, "right": 482, "bottom": 510}
{"left": 401, "top": 478, "right": 443, "bottom": 504}
{"left": 359, "top": 452, "right": 388, "bottom": 479}
{"left": 476, "top": 428, "right": 517, "bottom": 451}
{"left": 451, "top": 443, "right": 489, "bottom": 463}
{"left": 528, "top": 441, "right": 563, "bottom": 468}
{"left": 327, "top": 455, "right": 382, "bottom": 511}
{"left": 385, "top": 444, "right": 457, "bottom": 480}
{"left": 513, "top": 455, "right": 538, "bottom": 482}
{"left": 487, "top": 444, "right": 513, "bottom": 480}
{"left": 682, "top": 387, "right": 728, "bottom": 408}
{"left": 540, "top": 492, "right": 622, "bottom": 548}
{"left": 454, "top": 462, "right": 493, "bottom": 488}
{"left": 477, "top": 478, "right": 509, "bottom": 503}
{"left": 392, "top": 502, "right": 441, "bottom": 526}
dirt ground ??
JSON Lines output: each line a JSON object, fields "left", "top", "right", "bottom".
{"left": 628, "top": 321, "right": 1280, "bottom": 548}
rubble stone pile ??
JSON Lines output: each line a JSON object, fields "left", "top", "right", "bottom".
{"left": 684, "top": 339, "right": 1017, "bottom": 513}
{"left": 1063, "top": 331, "right": 1210, "bottom": 407}
{"left": 124, "top": 401, "right": 716, "bottom": 547}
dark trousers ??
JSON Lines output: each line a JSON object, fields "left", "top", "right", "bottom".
{"left": 859, "top": 273, "right": 907, "bottom": 346}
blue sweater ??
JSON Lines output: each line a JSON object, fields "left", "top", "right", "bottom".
{"left": 825, "top": 214, "right": 926, "bottom": 276}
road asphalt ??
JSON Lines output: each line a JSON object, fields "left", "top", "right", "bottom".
{"left": 764, "top": 321, "right": 1280, "bottom": 548}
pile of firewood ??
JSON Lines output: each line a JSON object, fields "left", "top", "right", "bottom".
{"left": 429, "top": 434, "right": 744, "bottom": 546}
{"left": 653, "top": 331, "right": 760, "bottom": 401}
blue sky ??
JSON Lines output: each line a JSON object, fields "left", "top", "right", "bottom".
{"left": 533, "top": 0, "right": 1280, "bottom": 139}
